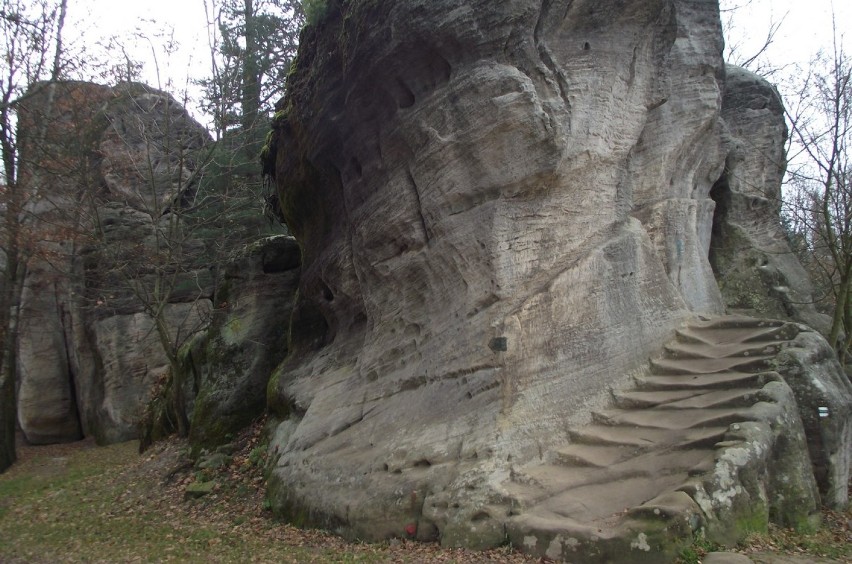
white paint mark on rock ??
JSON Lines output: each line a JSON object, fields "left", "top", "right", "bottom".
{"left": 546, "top": 535, "right": 563, "bottom": 559}
{"left": 631, "top": 532, "right": 651, "bottom": 551}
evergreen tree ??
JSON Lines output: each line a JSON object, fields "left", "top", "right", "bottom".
{"left": 199, "top": 0, "right": 304, "bottom": 142}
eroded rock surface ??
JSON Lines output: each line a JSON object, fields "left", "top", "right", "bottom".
{"left": 711, "top": 65, "right": 829, "bottom": 332}
{"left": 775, "top": 329, "right": 852, "bottom": 509}
{"left": 265, "top": 0, "right": 721, "bottom": 545}
{"left": 187, "top": 235, "right": 300, "bottom": 454}
{"left": 15, "top": 81, "right": 213, "bottom": 444}
{"left": 263, "top": 0, "right": 848, "bottom": 555}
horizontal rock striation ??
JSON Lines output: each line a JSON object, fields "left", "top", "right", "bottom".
{"left": 266, "top": 0, "right": 716, "bottom": 545}
{"left": 15, "top": 82, "right": 214, "bottom": 445}
{"left": 187, "top": 235, "right": 301, "bottom": 454}
{"left": 262, "top": 0, "right": 849, "bottom": 558}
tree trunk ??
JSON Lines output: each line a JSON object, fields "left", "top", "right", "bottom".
{"left": 241, "top": 0, "right": 260, "bottom": 138}
{"left": 0, "top": 249, "right": 26, "bottom": 473}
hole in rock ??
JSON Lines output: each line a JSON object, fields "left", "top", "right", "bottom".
{"left": 583, "top": 42, "right": 591, "bottom": 50}
{"left": 708, "top": 167, "right": 732, "bottom": 278}
{"left": 413, "top": 459, "right": 432, "bottom": 468}
{"left": 471, "top": 511, "right": 490, "bottom": 522}
{"left": 319, "top": 281, "right": 334, "bottom": 302}
{"left": 393, "top": 78, "right": 416, "bottom": 109}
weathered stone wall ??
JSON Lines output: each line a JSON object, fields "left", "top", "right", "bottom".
{"left": 262, "top": 0, "right": 735, "bottom": 544}
{"left": 711, "top": 65, "right": 829, "bottom": 332}
{"left": 15, "top": 81, "right": 214, "bottom": 444}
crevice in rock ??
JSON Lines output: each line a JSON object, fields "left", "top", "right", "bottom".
{"left": 56, "top": 284, "right": 84, "bottom": 442}
{"left": 405, "top": 168, "right": 431, "bottom": 245}
{"left": 534, "top": 0, "right": 573, "bottom": 122}
{"left": 391, "top": 78, "right": 416, "bottom": 109}
{"left": 708, "top": 165, "right": 731, "bottom": 278}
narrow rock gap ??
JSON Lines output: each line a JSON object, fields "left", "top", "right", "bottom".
{"left": 708, "top": 166, "right": 731, "bottom": 278}
{"left": 405, "top": 169, "right": 431, "bottom": 245}
{"left": 55, "top": 283, "right": 84, "bottom": 441}
{"left": 534, "top": 0, "right": 573, "bottom": 121}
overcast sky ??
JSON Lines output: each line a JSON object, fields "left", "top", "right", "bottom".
{"left": 64, "top": 0, "right": 851, "bottom": 125}
{"left": 722, "top": 0, "right": 850, "bottom": 69}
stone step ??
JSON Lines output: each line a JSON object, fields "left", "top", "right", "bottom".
{"left": 615, "top": 388, "right": 760, "bottom": 410}
{"left": 690, "top": 316, "right": 784, "bottom": 330}
{"left": 537, "top": 473, "right": 691, "bottom": 523}
{"left": 635, "top": 371, "right": 777, "bottom": 391}
{"left": 613, "top": 388, "right": 703, "bottom": 409}
{"left": 567, "top": 424, "right": 727, "bottom": 449}
{"left": 663, "top": 339, "right": 785, "bottom": 360}
{"left": 662, "top": 388, "right": 761, "bottom": 409}
{"left": 503, "top": 315, "right": 802, "bottom": 562}
{"left": 675, "top": 323, "right": 798, "bottom": 347}
{"left": 591, "top": 407, "right": 751, "bottom": 430}
{"left": 553, "top": 443, "right": 638, "bottom": 468}
{"left": 650, "top": 355, "right": 774, "bottom": 375}
{"left": 518, "top": 463, "right": 616, "bottom": 494}
{"left": 523, "top": 449, "right": 714, "bottom": 523}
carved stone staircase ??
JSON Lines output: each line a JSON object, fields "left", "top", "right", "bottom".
{"left": 504, "top": 315, "right": 801, "bottom": 562}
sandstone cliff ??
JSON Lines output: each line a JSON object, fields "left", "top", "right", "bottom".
{"left": 15, "top": 82, "right": 214, "bottom": 445}
{"left": 185, "top": 235, "right": 300, "bottom": 454}
{"left": 262, "top": 0, "right": 850, "bottom": 554}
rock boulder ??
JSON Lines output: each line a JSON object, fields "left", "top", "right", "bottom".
{"left": 264, "top": 0, "right": 727, "bottom": 544}
{"left": 711, "top": 65, "right": 829, "bottom": 333}
{"left": 187, "top": 235, "right": 300, "bottom": 454}
{"left": 262, "top": 0, "right": 849, "bottom": 552}
{"left": 15, "top": 81, "right": 214, "bottom": 444}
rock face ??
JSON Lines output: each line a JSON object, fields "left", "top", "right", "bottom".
{"left": 775, "top": 330, "right": 852, "bottom": 509}
{"left": 710, "top": 65, "right": 829, "bottom": 332}
{"left": 187, "top": 235, "right": 300, "bottom": 454}
{"left": 15, "top": 82, "right": 214, "bottom": 444}
{"left": 507, "top": 316, "right": 821, "bottom": 558}
{"left": 263, "top": 0, "right": 850, "bottom": 555}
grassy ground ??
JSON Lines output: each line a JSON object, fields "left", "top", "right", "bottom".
{"left": 0, "top": 425, "right": 530, "bottom": 563}
{"left": 1, "top": 423, "right": 849, "bottom": 563}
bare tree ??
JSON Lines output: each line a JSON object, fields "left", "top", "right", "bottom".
{"left": 782, "top": 25, "right": 852, "bottom": 361}
{"left": 720, "top": 0, "right": 788, "bottom": 77}
{"left": 86, "top": 76, "right": 281, "bottom": 444}
{"left": 0, "top": 0, "right": 68, "bottom": 472}
{"left": 82, "top": 81, "right": 217, "bottom": 439}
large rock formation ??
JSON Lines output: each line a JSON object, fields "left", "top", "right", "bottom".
{"left": 263, "top": 0, "right": 851, "bottom": 556}
{"left": 711, "top": 65, "right": 828, "bottom": 332}
{"left": 15, "top": 82, "right": 214, "bottom": 444}
{"left": 186, "top": 235, "right": 300, "bottom": 454}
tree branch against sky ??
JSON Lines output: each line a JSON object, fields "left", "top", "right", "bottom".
{"left": 724, "top": 1, "right": 852, "bottom": 361}
{"left": 782, "top": 25, "right": 852, "bottom": 360}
